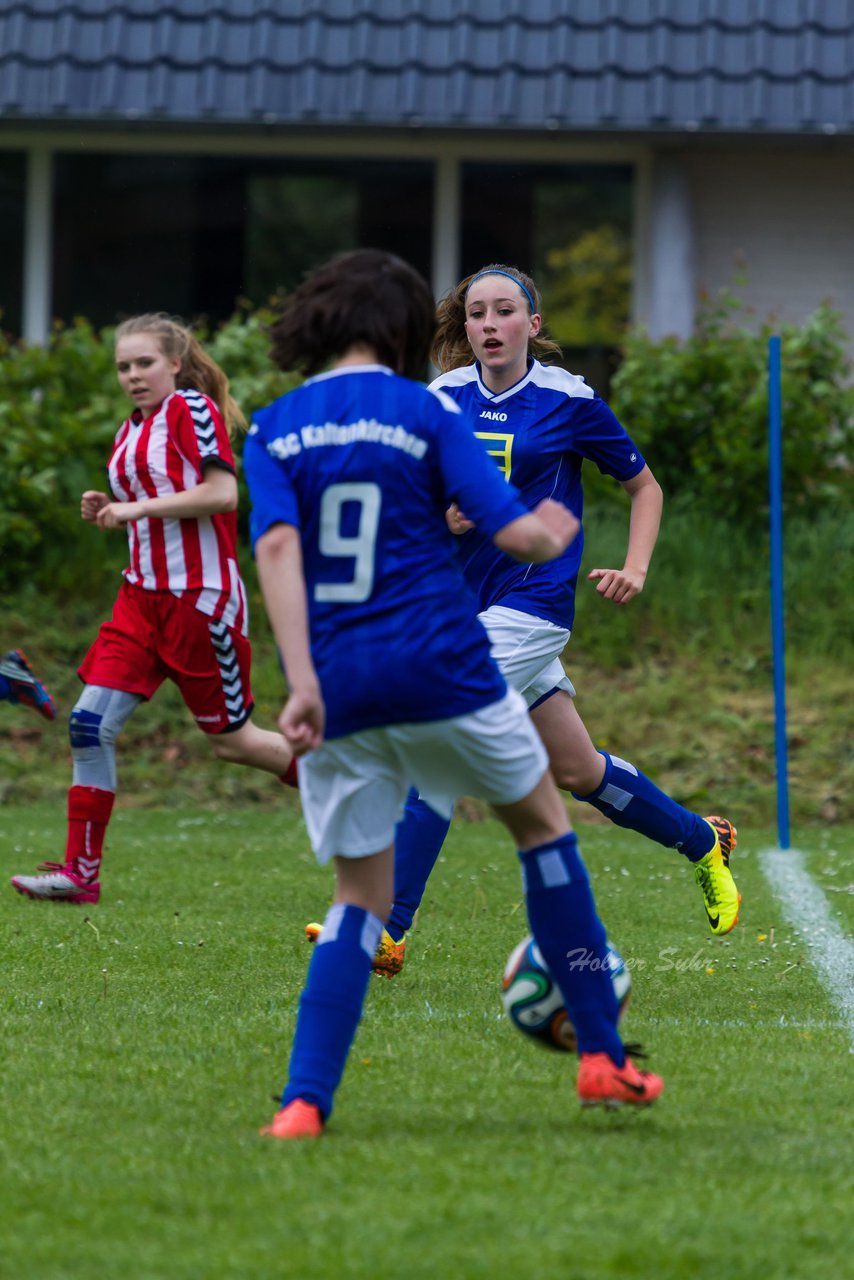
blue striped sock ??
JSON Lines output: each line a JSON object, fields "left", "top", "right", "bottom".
{"left": 574, "top": 751, "right": 714, "bottom": 861}
{"left": 519, "top": 832, "right": 624, "bottom": 1062}
{"left": 387, "top": 789, "right": 451, "bottom": 940}
{"left": 282, "top": 903, "right": 383, "bottom": 1118}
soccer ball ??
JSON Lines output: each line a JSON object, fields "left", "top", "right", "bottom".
{"left": 501, "top": 935, "right": 632, "bottom": 1052}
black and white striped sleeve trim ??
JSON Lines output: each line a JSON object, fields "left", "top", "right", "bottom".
{"left": 178, "top": 389, "right": 222, "bottom": 460}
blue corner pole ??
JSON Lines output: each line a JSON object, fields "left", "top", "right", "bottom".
{"left": 768, "top": 336, "right": 790, "bottom": 849}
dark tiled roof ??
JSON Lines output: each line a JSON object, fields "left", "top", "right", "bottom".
{"left": 2, "top": 1, "right": 853, "bottom": 135}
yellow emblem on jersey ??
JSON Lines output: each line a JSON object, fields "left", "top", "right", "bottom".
{"left": 474, "top": 431, "right": 513, "bottom": 480}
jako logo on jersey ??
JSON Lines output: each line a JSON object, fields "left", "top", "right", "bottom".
{"left": 479, "top": 410, "right": 508, "bottom": 422}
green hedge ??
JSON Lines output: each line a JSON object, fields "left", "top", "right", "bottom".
{"left": 609, "top": 291, "right": 854, "bottom": 526}
{"left": 1, "top": 297, "right": 852, "bottom": 593}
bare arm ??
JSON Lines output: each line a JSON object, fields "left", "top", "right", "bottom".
{"left": 254, "top": 522, "right": 325, "bottom": 755}
{"left": 91, "top": 464, "right": 239, "bottom": 530}
{"left": 587, "top": 464, "right": 663, "bottom": 605}
{"left": 493, "top": 498, "right": 580, "bottom": 563}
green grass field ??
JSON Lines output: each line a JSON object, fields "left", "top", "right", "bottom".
{"left": 2, "top": 805, "right": 852, "bottom": 1280}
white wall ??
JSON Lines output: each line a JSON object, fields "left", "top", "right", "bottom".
{"left": 684, "top": 150, "right": 854, "bottom": 345}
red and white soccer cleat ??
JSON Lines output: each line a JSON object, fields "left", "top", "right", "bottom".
{"left": 11, "top": 862, "right": 100, "bottom": 904}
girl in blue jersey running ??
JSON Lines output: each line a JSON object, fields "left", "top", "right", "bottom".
{"left": 378, "top": 264, "right": 739, "bottom": 968}
{"left": 246, "top": 249, "right": 663, "bottom": 1138}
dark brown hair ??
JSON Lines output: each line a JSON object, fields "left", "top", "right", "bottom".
{"left": 268, "top": 249, "right": 436, "bottom": 380}
{"left": 432, "top": 263, "right": 563, "bottom": 372}
{"left": 114, "top": 313, "right": 246, "bottom": 434}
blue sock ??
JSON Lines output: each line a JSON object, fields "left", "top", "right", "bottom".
{"left": 519, "top": 832, "right": 624, "bottom": 1062}
{"left": 282, "top": 903, "right": 383, "bottom": 1119}
{"left": 573, "top": 751, "right": 714, "bottom": 862}
{"left": 386, "top": 789, "right": 452, "bottom": 940}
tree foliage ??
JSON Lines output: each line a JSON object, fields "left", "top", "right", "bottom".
{"left": 610, "top": 292, "right": 854, "bottom": 526}
{"left": 541, "top": 224, "right": 632, "bottom": 348}
{"left": 1, "top": 296, "right": 852, "bottom": 594}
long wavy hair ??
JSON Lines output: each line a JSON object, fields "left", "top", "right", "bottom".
{"left": 114, "top": 313, "right": 246, "bottom": 435}
{"left": 431, "top": 263, "right": 563, "bottom": 372}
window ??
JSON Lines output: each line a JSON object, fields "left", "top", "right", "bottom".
{"left": 51, "top": 154, "right": 434, "bottom": 328}
{"left": 461, "top": 163, "right": 633, "bottom": 393}
{"left": 0, "top": 152, "right": 26, "bottom": 336}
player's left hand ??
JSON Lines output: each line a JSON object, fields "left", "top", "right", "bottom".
{"left": 446, "top": 503, "right": 475, "bottom": 535}
{"left": 587, "top": 566, "right": 646, "bottom": 605}
{"left": 95, "top": 501, "right": 140, "bottom": 529}
{"left": 280, "top": 687, "right": 325, "bottom": 755}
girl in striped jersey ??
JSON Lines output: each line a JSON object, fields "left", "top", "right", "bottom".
{"left": 11, "top": 314, "right": 296, "bottom": 905}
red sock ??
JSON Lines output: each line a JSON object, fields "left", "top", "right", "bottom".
{"left": 66, "top": 785, "right": 115, "bottom": 882}
{"left": 280, "top": 757, "right": 299, "bottom": 788}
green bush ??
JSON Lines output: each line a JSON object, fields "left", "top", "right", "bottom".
{"left": 575, "top": 501, "right": 854, "bottom": 667}
{"left": 0, "top": 320, "right": 124, "bottom": 593}
{"left": 609, "top": 292, "right": 854, "bottom": 526}
{"left": 3, "top": 297, "right": 852, "bottom": 594}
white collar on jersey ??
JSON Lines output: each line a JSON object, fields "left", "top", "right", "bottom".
{"left": 304, "top": 363, "right": 394, "bottom": 386}
{"left": 431, "top": 357, "right": 593, "bottom": 406}
{"left": 473, "top": 357, "right": 539, "bottom": 404}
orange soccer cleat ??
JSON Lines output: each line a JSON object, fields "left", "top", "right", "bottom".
{"left": 260, "top": 1098, "right": 324, "bottom": 1141}
{"left": 577, "top": 1052, "right": 664, "bottom": 1109}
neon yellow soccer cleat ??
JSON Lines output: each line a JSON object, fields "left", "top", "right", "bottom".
{"left": 694, "top": 816, "right": 741, "bottom": 935}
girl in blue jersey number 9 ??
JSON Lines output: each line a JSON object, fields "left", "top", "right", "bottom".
{"left": 382, "top": 265, "right": 740, "bottom": 960}
{"left": 245, "top": 248, "right": 663, "bottom": 1138}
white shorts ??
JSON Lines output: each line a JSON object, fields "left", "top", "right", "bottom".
{"left": 479, "top": 605, "right": 575, "bottom": 708}
{"left": 298, "top": 689, "right": 549, "bottom": 862}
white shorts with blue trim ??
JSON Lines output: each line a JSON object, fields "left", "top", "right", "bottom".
{"left": 298, "top": 688, "right": 549, "bottom": 862}
{"left": 479, "top": 605, "right": 575, "bottom": 708}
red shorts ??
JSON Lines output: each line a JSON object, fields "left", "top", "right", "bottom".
{"left": 78, "top": 581, "right": 254, "bottom": 734}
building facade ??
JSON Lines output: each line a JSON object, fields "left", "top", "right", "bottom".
{"left": 2, "top": 1, "right": 854, "bottom": 370}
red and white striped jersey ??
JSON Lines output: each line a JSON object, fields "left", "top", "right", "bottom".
{"left": 107, "top": 389, "right": 248, "bottom": 634}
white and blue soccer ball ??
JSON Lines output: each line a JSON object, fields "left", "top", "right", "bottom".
{"left": 501, "top": 935, "right": 632, "bottom": 1052}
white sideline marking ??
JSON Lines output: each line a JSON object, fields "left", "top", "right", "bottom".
{"left": 643, "top": 1016, "right": 845, "bottom": 1032}
{"left": 760, "top": 846, "right": 854, "bottom": 1052}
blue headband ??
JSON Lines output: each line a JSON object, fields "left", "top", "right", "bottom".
{"left": 465, "top": 270, "right": 536, "bottom": 313}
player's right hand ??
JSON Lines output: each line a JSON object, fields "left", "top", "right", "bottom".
{"left": 81, "top": 490, "right": 110, "bottom": 523}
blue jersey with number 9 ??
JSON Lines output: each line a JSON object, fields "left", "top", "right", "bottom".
{"left": 244, "top": 364, "right": 531, "bottom": 739}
